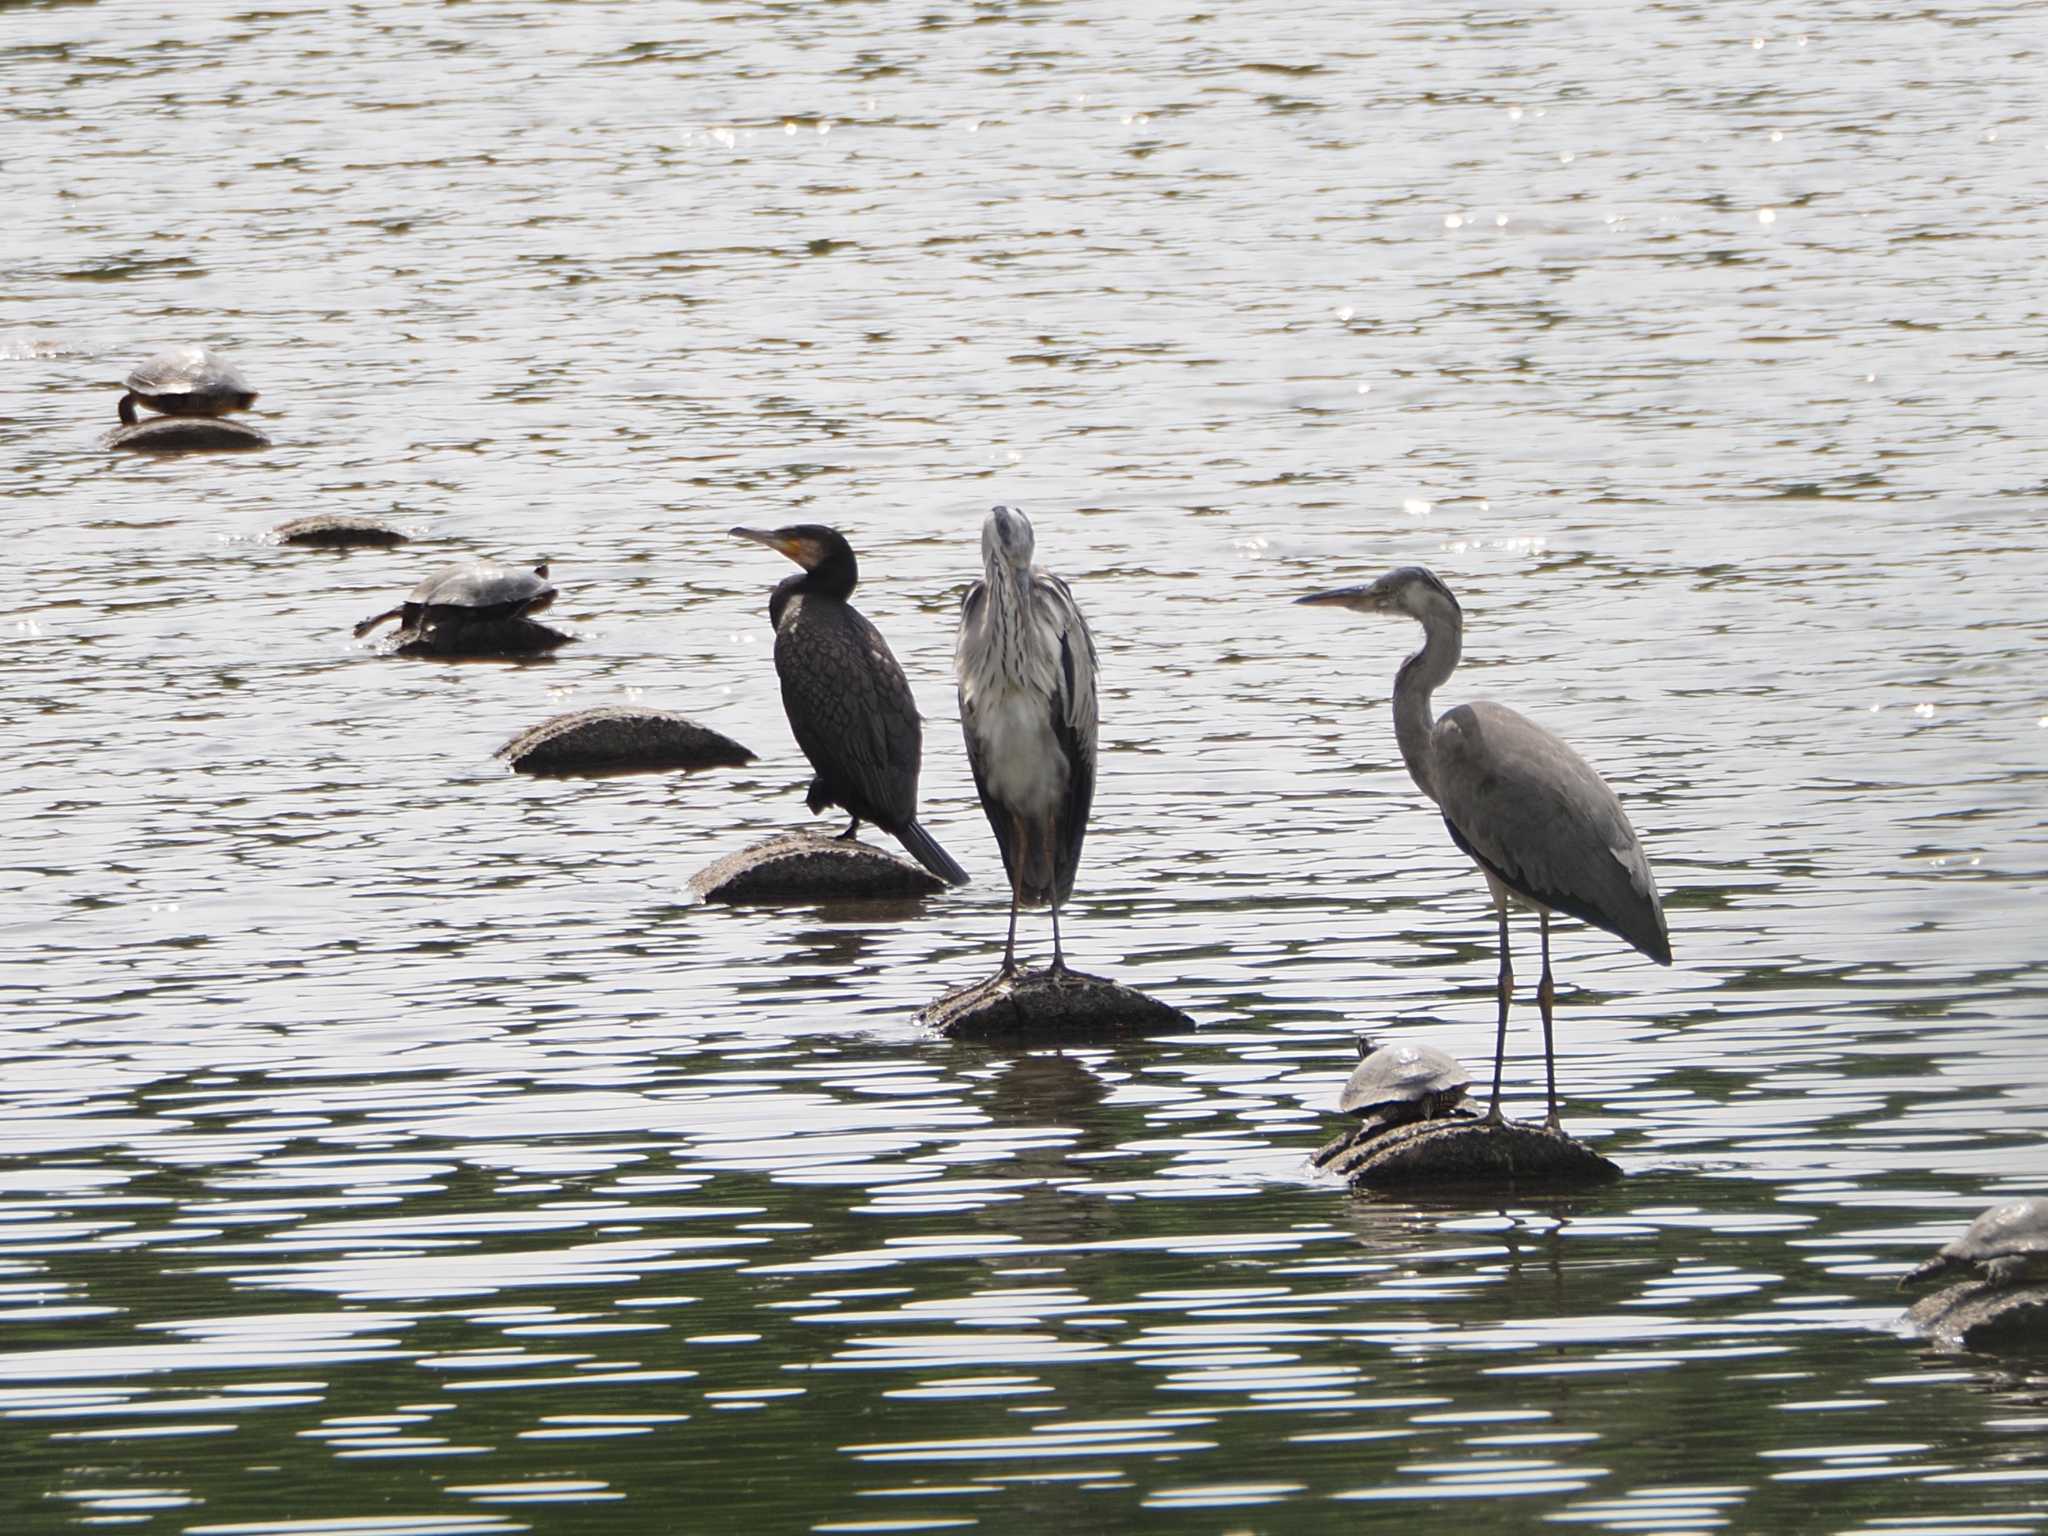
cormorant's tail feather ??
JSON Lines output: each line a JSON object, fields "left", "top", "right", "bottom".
{"left": 896, "top": 821, "right": 969, "bottom": 886}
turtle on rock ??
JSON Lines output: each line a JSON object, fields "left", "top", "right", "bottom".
{"left": 1903, "top": 1198, "right": 2048, "bottom": 1290}
{"left": 117, "top": 345, "right": 258, "bottom": 425}
{"left": 353, "top": 560, "right": 568, "bottom": 656}
{"left": 1311, "top": 1037, "right": 1473, "bottom": 1169}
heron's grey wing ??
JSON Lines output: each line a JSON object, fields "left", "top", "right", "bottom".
{"left": 776, "top": 603, "right": 922, "bottom": 827}
{"left": 1431, "top": 700, "right": 1670, "bottom": 962}
{"left": 1040, "top": 572, "right": 1098, "bottom": 903}
{"left": 956, "top": 581, "right": 1020, "bottom": 883}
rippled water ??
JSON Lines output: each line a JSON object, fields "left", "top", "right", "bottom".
{"left": 4, "top": 1, "right": 2046, "bottom": 1531}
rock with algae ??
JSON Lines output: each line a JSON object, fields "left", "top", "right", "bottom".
{"left": 919, "top": 966, "right": 1194, "bottom": 1044}
{"left": 108, "top": 417, "right": 271, "bottom": 454}
{"left": 384, "top": 616, "right": 572, "bottom": 658}
{"left": 1905, "top": 1282, "right": 2048, "bottom": 1353}
{"left": 689, "top": 829, "right": 945, "bottom": 904}
{"left": 497, "top": 706, "right": 754, "bottom": 776}
{"left": 1314, "top": 1115, "right": 1621, "bottom": 1191}
{"left": 273, "top": 513, "right": 407, "bottom": 547}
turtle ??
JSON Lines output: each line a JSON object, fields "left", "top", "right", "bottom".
{"left": 353, "top": 560, "right": 557, "bottom": 642}
{"left": 117, "top": 345, "right": 258, "bottom": 425}
{"left": 1902, "top": 1198, "right": 2048, "bottom": 1290}
{"left": 1312, "top": 1037, "right": 1473, "bottom": 1170}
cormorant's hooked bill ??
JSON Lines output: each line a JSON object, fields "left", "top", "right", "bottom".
{"left": 731, "top": 526, "right": 828, "bottom": 568}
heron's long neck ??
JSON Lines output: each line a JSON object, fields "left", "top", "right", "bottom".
{"left": 982, "top": 561, "right": 1040, "bottom": 678}
{"left": 1392, "top": 611, "right": 1460, "bottom": 804}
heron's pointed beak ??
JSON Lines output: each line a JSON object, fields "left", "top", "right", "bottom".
{"left": 1295, "top": 584, "right": 1375, "bottom": 610}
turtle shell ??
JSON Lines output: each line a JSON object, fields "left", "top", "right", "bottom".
{"left": 1943, "top": 1199, "right": 2048, "bottom": 1265}
{"left": 416, "top": 561, "right": 556, "bottom": 622}
{"left": 123, "top": 346, "right": 257, "bottom": 418}
{"left": 1338, "top": 1041, "right": 1470, "bottom": 1118}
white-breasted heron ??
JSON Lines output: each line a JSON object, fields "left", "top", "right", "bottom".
{"left": 731, "top": 524, "right": 969, "bottom": 886}
{"left": 1297, "top": 565, "right": 1670, "bottom": 1130}
{"left": 955, "top": 505, "right": 1099, "bottom": 973}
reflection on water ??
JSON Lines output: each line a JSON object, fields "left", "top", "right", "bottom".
{"left": 4, "top": 0, "right": 2047, "bottom": 1530}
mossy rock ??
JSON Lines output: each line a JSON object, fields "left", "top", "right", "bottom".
{"left": 1319, "top": 1115, "right": 1621, "bottom": 1191}
{"left": 920, "top": 966, "right": 1194, "bottom": 1043}
{"left": 497, "top": 706, "right": 754, "bottom": 776}
{"left": 689, "top": 830, "right": 944, "bottom": 904}
{"left": 1905, "top": 1281, "right": 2048, "bottom": 1353}
{"left": 274, "top": 513, "right": 407, "bottom": 547}
{"left": 386, "top": 616, "right": 571, "bottom": 657}
{"left": 109, "top": 417, "right": 271, "bottom": 454}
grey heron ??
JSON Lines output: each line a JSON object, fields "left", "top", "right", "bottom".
{"left": 731, "top": 524, "right": 969, "bottom": 886}
{"left": 1296, "top": 565, "right": 1671, "bottom": 1130}
{"left": 955, "top": 505, "right": 1099, "bottom": 972}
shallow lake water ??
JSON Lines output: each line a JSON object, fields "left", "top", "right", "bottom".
{"left": 3, "top": 1, "right": 2046, "bottom": 1531}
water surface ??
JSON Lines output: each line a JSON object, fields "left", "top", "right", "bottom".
{"left": 3, "top": 1, "right": 2046, "bottom": 1532}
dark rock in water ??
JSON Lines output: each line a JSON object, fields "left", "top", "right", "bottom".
{"left": 386, "top": 616, "right": 572, "bottom": 657}
{"left": 108, "top": 417, "right": 271, "bottom": 454}
{"left": 497, "top": 706, "right": 754, "bottom": 776}
{"left": 1906, "top": 1281, "right": 2048, "bottom": 1352}
{"left": 1317, "top": 1115, "right": 1621, "bottom": 1190}
{"left": 689, "top": 829, "right": 945, "bottom": 904}
{"left": 920, "top": 966, "right": 1194, "bottom": 1043}
{"left": 274, "top": 513, "right": 407, "bottom": 547}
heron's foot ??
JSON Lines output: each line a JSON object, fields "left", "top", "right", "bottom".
{"left": 1482, "top": 1101, "right": 1506, "bottom": 1127}
{"left": 836, "top": 820, "right": 860, "bottom": 841}
{"left": 1542, "top": 1113, "right": 1564, "bottom": 1135}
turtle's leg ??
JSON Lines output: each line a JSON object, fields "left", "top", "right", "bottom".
{"left": 1984, "top": 1256, "right": 2027, "bottom": 1288}
{"left": 1484, "top": 898, "right": 1512, "bottom": 1125}
{"left": 118, "top": 392, "right": 139, "bottom": 426}
{"left": 1539, "top": 913, "right": 1561, "bottom": 1134}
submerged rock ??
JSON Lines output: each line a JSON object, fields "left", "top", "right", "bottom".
{"left": 385, "top": 616, "right": 572, "bottom": 658}
{"left": 498, "top": 706, "right": 754, "bottom": 776}
{"left": 1905, "top": 1281, "right": 2048, "bottom": 1353}
{"left": 1316, "top": 1115, "right": 1621, "bottom": 1190}
{"left": 108, "top": 417, "right": 270, "bottom": 454}
{"left": 689, "top": 829, "right": 945, "bottom": 904}
{"left": 919, "top": 966, "right": 1194, "bottom": 1044}
{"left": 273, "top": 513, "right": 407, "bottom": 547}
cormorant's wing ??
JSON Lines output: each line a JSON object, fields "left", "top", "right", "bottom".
{"left": 1431, "top": 700, "right": 1669, "bottom": 963}
{"left": 775, "top": 600, "right": 922, "bottom": 828}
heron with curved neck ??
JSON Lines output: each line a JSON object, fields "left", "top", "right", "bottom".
{"left": 1297, "top": 565, "right": 1671, "bottom": 1131}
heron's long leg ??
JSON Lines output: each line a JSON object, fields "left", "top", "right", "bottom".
{"left": 1485, "top": 901, "right": 1512, "bottom": 1125}
{"left": 1001, "top": 880, "right": 1020, "bottom": 976}
{"left": 1539, "top": 913, "right": 1560, "bottom": 1133}
{"left": 838, "top": 815, "right": 860, "bottom": 840}
{"left": 1049, "top": 894, "right": 1066, "bottom": 974}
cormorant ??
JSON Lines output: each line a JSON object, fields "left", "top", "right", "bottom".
{"left": 732, "top": 524, "right": 968, "bottom": 886}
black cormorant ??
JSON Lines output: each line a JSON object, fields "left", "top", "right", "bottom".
{"left": 732, "top": 524, "right": 969, "bottom": 886}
